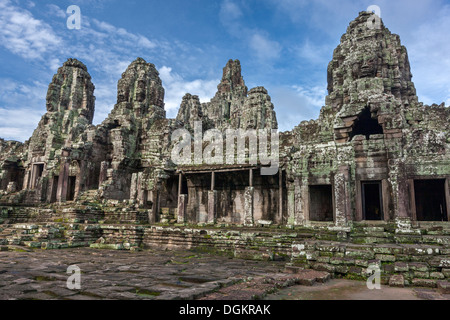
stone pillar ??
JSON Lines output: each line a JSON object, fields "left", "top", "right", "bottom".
{"left": 98, "top": 161, "right": 109, "bottom": 186}
{"left": 334, "top": 165, "right": 350, "bottom": 227}
{"left": 130, "top": 173, "right": 138, "bottom": 201}
{"left": 178, "top": 174, "right": 183, "bottom": 199}
{"left": 446, "top": 178, "right": 450, "bottom": 222}
{"left": 149, "top": 190, "right": 160, "bottom": 224}
{"left": 57, "top": 151, "right": 71, "bottom": 203}
{"left": 287, "top": 181, "right": 296, "bottom": 226}
{"left": 244, "top": 186, "right": 254, "bottom": 226}
{"left": 207, "top": 172, "right": 217, "bottom": 224}
{"left": 388, "top": 159, "right": 409, "bottom": 219}
{"left": 294, "top": 178, "right": 305, "bottom": 226}
{"left": 278, "top": 170, "right": 283, "bottom": 224}
{"left": 177, "top": 194, "right": 187, "bottom": 224}
{"left": 207, "top": 191, "right": 217, "bottom": 224}
{"left": 136, "top": 173, "right": 145, "bottom": 206}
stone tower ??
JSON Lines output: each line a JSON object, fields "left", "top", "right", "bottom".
{"left": 22, "top": 59, "right": 95, "bottom": 201}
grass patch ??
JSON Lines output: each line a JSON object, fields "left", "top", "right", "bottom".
{"left": 134, "top": 288, "right": 161, "bottom": 298}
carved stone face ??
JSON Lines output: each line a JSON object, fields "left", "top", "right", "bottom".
{"left": 351, "top": 54, "right": 378, "bottom": 79}
{"left": 360, "top": 56, "right": 377, "bottom": 78}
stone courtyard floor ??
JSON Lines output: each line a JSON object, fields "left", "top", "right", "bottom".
{"left": 0, "top": 247, "right": 448, "bottom": 301}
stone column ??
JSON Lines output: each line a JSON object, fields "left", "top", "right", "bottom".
{"left": 177, "top": 194, "right": 187, "bottom": 224}
{"left": 334, "top": 165, "right": 350, "bottom": 227}
{"left": 149, "top": 190, "right": 160, "bottom": 224}
{"left": 287, "top": 181, "right": 296, "bottom": 226}
{"left": 207, "top": 172, "right": 217, "bottom": 224}
{"left": 294, "top": 178, "right": 305, "bottom": 226}
{"left": 207, "top": 191, "right": 217, "bottom": 224}
{"left": 130, "top": 173, "right": 138, "bottom": 201}
{"left": 244, "top": 187, "right": 254, "bottom": 226}
{"left": 388, "top": 160, "right": 417, "bottom": 233}
{"left": 278, "top": 170, "right": 283, "bottom": 225}
{"left": 446, "top": 178, "right": 450, "bottom": 222}
{"left": 98, "top": 161, "right": 109, "bottom": 186}
{"left": 57, "top": 151, "right": 71, "bottom": 203}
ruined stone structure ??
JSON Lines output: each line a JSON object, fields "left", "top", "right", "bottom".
{"left": 0, "top": 12, "right": 449, "bottom": 288}
{"left": 1, "top": 12, "right": 447, "bottom": 227}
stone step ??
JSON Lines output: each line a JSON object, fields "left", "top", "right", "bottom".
{"left": 283, "top": 266, "right": 331, "bottom": 286}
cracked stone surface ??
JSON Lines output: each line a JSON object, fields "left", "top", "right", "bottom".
{"left": 0, "top": 248, "right": 287, "bottom": 300}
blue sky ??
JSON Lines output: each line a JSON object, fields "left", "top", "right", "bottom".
{"left": 0, "top": 0, "right": 449, "bottom": 142}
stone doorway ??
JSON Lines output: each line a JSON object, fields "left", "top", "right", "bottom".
{"left": 309, "top": 185, "right": 334, "bottom": 222}
{"left": 32, "top": 163, "right": 44, "bottom": 189}
{"left": 414, "top": 179, "right": 448, "bottom": 222}
{"left": 67, "top": 176, "right": 77, "bottom": 201}
{"left": 50, "top": 176, "right": 59, "bottom": 203}
{"left": 362, "top": 181, "right": 383, "bottom": 220}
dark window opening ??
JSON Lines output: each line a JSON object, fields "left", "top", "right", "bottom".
{"left": 50, "top": 176, "right": 59, "bottom": 203}
{"left": 350, "top": 107, "right": 383, "bottom": 140}
{"left": 309, "top": 185, "right": 334, "bottom": 222}
{"left": 224, "top": 102, "right": 231, "bottom": 119}
{"left": 362, "top": 181, "right": 383, "bottom": 220}
{"left": 67, "top": 176, "right": 76, "bottom": 201}
{"left": 414, "top": 180, "right": 448, "bottom": 222}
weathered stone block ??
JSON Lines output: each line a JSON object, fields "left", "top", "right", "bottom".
{"left": 429, "top": 257, "right": 450, "bottom": 268}
{"left": 411, "top": 278, "right": 437, "bottom": 288}
{"left": 389, "top": 275, "right": 405, "bottom": 288}
{"left": 408, "top": 262, "right": 429, "bottom": 272}
{"left": 429, "top": 272, "right": 445, "bottom": 280}
{"left": 335, "top": 265, "right": 349, "bottom": 274}
{"left": 414, "top": 271, "right": 430, "bottom": 279}
{"left": 345, "top": 249, "right": 375, "bottom": 260}
{"left": 316, "top": 256, "right": 330, "bottom": 263}
{"left": 375, "top": 254, "right": 396, "bottom": 262}
{"left": 394, "top": 262, "right": 409, "bottom": 272}
{"left": 442, "top": 269, "right": 450, "bottom": 278}
{"left": 312, "top": 263, "right": 335, "bottom": 273}
{"left": 437, "top": 281, "right": 450, "bottom": 294}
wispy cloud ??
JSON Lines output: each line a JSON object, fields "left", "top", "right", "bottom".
{"left": 219, "top": 0, "right": 282, "bottom": 63}
{"left": 249, "top": 33, "right": 282, "bottom": 61}
{"left": 0, "top": 0, "right": 62, "bottom": 60}
{"left": 159, "top": 66, "right": 219, "bottom": 117}
{"left": 270, "top": 84, "right": 327, "bottom": 132}
{"left": 0, "top": 1, "right": 226, "bottom": 140}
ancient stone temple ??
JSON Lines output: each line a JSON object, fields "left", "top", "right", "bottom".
{"left": 2, "top": 11, "right": 447, "bottom": 228}
{"left": 0, "top": 13, "right": 449, "bottom": 286}
{"left": 1, "top": 12, "right": 449, "bottom": 227}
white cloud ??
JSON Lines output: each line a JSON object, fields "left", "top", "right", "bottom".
{"left": 407, "top": 4, "right": 450, "bottom": 106}
{"left": 0, "top": 107, "right": 43, "bottom": 141}
{"left": 219, "top": 0, "right": 243, "bottom": 36}
{"left": 0, "top": 0, "right": 62, "bottom": 60}
{"left": 46, "top": 4, "right": 66, "bottom": 18}
{"left": 296, "top": 39, "right": 332, "bottom": 65}
{"left": 159, "top": 66, "right": 219, "bottom": 117}
{"left": 270, "top": 84, "right": 327, "bottom": 132}
{"left": 249, "top": 33, "right": 282, "bottom": 61}
{"left": 0, "top": 78, "right": 47, "bottom": 141}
